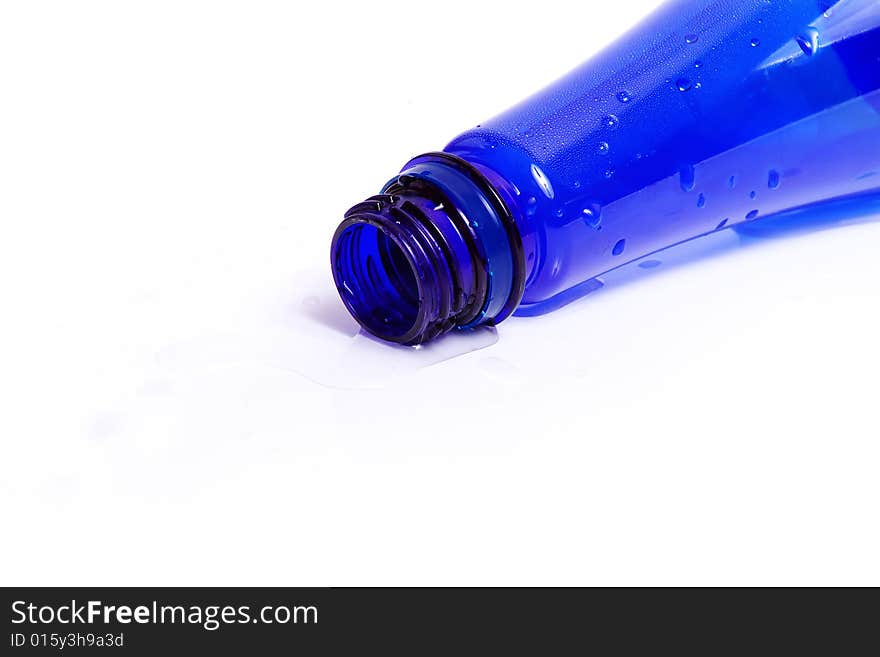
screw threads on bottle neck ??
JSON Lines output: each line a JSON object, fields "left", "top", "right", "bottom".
{"left": 331, "top": 154, "right": 526, "bottom": 345}
{"left": 332, "top": 189, "right": 482, "bottom": 344}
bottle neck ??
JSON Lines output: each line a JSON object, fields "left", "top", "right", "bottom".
{"left": 331, "top": 153, "right": 526, "bottom": 345}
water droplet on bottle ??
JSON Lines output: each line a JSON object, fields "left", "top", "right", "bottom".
{"left": 680, "top": 163, "right": 696, "bottom": 192}
{"left": 582, "top": 204, "right": 602, "bottom": 229}
{"left": 573, "top": 180, "right": 582, "bottom": 189}
{"left": 697, "top": 193, "right": 706, "bottom": 208}
{"left": 750, "top": 190, "right": 757, "bottom": 199}
{"left": 530, "top": 163, "right": 555, "bottom": 199}
{"left": 526, "top": 196, "right": 538, "bottom": 216}
{"left": 604, "top": 169, "right": 615, "bottom": 179}
{"left": 746, "top": 209, "right": 759, "bottom": 220}
{"left": 597, "top": 141, "right": 610, "bottom": 155}
{"left": 694, "top": 60, "right": 703, "bottom": 68}
{"left": 728, "top": 175, "right": 737, "bottom": 189}
{"left": 639, "top": 259, "right": 662, "bottom": 269}
{"left": 716, "top": 218, "right": 729, "bottom": 230}
{"left": 555, "top": 208, "right": 565, "bottom": 219}
{"left": 612, "top": 239, "right": 627, "bottom": 256}
{"left": 604, "top": 115, "right": 620, "bottom": 130}
{"left": 768, "top": 169, "right": 781, "bottom": 190}
{"left": 750, "top": 37, "right": 761, "bottom": 47}
{"left": 677, "top": 78, "right": 693, "bottom": 92}
{"left": 796, "top": 27, "right": 820, "bottom": 56}
{"left": 685, "top": 33, "right": 699, "bottom": 44}
{"left": 616, "top": 90, "right": 633, "bottom": 103}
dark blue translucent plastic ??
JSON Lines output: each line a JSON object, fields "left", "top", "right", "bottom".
{"left": 332, "top": 0, "right": 880, "bottom": 344}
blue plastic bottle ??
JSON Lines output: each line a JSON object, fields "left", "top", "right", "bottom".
{"left": 331, "top": 0, "right": 880, "bottom": 345}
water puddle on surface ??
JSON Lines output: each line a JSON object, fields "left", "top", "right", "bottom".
{"left": 155, "top": 267, "right": 499, "bottom": 391}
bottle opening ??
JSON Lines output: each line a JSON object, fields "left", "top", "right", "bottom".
{"left": 331, "top": 155, "right": 526, "bottom": 345}
{"left": 332, "top": 220, "right": 421, "bottom": 341}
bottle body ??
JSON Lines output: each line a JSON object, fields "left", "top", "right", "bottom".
{"left": 332, "top": 0, "right": 880, "bottom": 343}
{"left": 447, "top": 0, "right": 880, "bottom": 307}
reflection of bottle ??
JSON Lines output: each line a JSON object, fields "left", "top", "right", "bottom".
{"left": 331, "top": 0, "right": 880, "bottom": 345}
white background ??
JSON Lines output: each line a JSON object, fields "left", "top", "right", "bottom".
{"left": 2, "top": 0, "right": 879, "bottom": 586}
